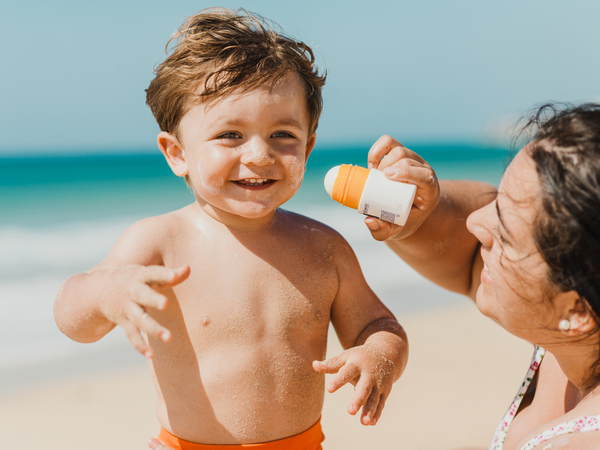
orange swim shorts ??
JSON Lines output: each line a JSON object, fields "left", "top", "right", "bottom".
{"left": 157, "top": 419, "right": 324, "bottom": 450}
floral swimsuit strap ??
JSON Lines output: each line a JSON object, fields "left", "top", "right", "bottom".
{"left": 519, "top": 415, "right": 600, "bottom": 449}
{"left": 488, "top": 345, "right": 546, "bottom": 450}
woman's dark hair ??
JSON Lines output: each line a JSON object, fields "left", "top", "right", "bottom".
{"left": 523, "top": 103, "right": 600, "bottom": 383}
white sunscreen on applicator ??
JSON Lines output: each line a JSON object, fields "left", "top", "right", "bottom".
{"left": 324, "top": 164, "right": 416, "bottom": 226}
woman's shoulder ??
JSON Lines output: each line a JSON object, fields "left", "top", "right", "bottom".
{"left": 520, "top": 416, "right": 600, "bottom": 449}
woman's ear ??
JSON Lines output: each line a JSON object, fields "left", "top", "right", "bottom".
{"left": 157, "top": 132, "right": 189, "bottom": 177}
{"left": 556, "top": 291, "right": 597, "bottom": 336}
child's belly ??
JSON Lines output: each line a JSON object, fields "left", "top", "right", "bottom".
{"left": 149, "top": 336, "right": 327, "bottom": 444}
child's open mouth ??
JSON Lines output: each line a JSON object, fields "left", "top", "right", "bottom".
{"left": 234, "top": 178, "right": 276, "bottom": 189}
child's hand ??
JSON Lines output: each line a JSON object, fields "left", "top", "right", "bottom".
{"left": 93, "top": 264, "right": 190, "bottom": 358}
{"left": 312, "top": 344, "right": 396, "bottom": 426}
{"left": 366, "top": 135, "right": 440, "bottom": 241}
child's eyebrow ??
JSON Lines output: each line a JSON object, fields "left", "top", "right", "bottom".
{"left": 273, "top": 118, "right": 304, "bottom": 129}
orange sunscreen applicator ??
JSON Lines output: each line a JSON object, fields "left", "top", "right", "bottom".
{"left": 324, "top": 164, "right": 417, "bottom": 226}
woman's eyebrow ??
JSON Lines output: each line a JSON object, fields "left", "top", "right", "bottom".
{"left": 496, "top": 199, "right": 513, "bottom": 238}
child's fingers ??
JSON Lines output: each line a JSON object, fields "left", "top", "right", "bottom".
{"left": 312, "top": 353, "right": 348, "bottom": 374}
{"left": 367, "top": 135, "right": 406, "bottom": 169}
{"left": 161, "top": 265, "right": 191, "bottom": 287}
{"left": 125, "top": 302, "right": 171, "bottom": 343}
{"left": 347, "top": 375, "right": 372, "bottom": 416}
{"left": 121, "top": 321, "right": 153, "bottom": 358}
{"left": 371, "top": 392, "right": 388, "bottom": 425}
{"left": 328, "top": 362, "right": 360, "bottom": 393}
{"left": 141, "top": 265, "right": 189, "bottom": 287}
{"left": 360, "top": 389, "right": 382, "bottom": 426}
{"left": 131, "top": 284, "right": 169, "bottom": 310}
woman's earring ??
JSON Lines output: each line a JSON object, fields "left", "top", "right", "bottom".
{"left": 559, "top": 319, "right": 571, "bottom": 331}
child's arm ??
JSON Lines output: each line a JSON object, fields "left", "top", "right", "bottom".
{"left": 53, "top": 218, "right": 189, "bottom": 358}
{"left": 312, "top": 235, "right": 408, "bottom": 427}
{"left": 364, "top": 135, "right": 497, "bottom": 299}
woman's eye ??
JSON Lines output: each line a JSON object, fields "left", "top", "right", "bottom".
{"left": 217, "top": 132, "right": 240, "bottom": 139}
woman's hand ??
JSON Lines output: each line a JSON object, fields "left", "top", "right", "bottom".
{"left": 365, "top": 135, "right": 440, "bottom": 241}
{"left": 148, "top": 438, "right": 174, "bottom": 450}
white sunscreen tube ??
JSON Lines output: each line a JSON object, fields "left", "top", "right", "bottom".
{"left": 324, "top": 164, "right": 416, "bottom": 226}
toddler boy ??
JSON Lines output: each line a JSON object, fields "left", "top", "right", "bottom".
{"left": 54, "top": 9, "right": 408, "bottom": 449}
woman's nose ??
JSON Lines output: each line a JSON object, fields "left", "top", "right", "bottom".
{"left": 467, "top": 201, "right": 495, "bottom": 249}
{"left": 240, "top": 139, "right": 275, "bottom": 166}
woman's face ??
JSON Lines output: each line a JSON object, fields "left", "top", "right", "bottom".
{"left": 467, "top": 149, "right": 558, "bottom": 343}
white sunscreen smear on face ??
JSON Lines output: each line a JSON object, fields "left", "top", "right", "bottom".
{"left": 196, "top": 158, "right": 223, "bottom": 196}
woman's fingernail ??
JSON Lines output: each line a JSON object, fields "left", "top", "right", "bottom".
{"left": 383, "top": 167, "right": 399, "bottom": 177}
{"left": 365, "top": 220, "right": 380, "bottom": 231}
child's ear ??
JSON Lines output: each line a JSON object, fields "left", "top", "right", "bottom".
{"left": 304, "top": 133, "right": 317, "bottom": 164}
{"left": 157, "top": 132, "right": 189, "bottom": 177}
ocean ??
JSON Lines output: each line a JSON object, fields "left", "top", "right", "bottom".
{"left": 0, "top": 143, "right": 511, "bottom": 393}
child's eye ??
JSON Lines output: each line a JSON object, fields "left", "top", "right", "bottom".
{"left": 217, "top": 132, "right": 241, "bottom": 139}
{"left": 271, "top": 131, "right": 296, "bottom": 139}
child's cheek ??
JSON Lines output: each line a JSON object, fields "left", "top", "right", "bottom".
{"left": 194, "top": 154, "right": 226, "bottom": 196}
{"left": 287, "top": 155, "right": 306, "bottom": 190}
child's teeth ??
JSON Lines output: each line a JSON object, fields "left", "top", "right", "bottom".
{"left": 242, "top": 178, "right": 268, "bottom": 185}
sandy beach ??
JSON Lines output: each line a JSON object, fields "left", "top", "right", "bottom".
{"left": 1, "top": 301, "right": 532, "bottom": 450}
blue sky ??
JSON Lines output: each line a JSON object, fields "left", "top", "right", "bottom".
{"left": 1, "top": 0, "right": 599, "bottom": 154}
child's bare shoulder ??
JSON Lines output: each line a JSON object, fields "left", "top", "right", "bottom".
{"left": 280, "top": 210, "right": 352, "bottom": 252}
{"left": 103, "top": 208, "right": 188, "bottom": 267}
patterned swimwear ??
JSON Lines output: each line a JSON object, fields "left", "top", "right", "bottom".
{"left": 489, "top": 345, "right": 600, "bottom": 450}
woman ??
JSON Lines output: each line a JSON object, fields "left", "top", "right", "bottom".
{"left": 362, "top": 103, "right": 600, "bottom": 449}
{"left": 149, "top": 104, "right": 600, "bottom": 449}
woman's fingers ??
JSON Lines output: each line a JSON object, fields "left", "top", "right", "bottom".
{"left": 148, "top": 438, "right": 174, "bottom": 450}
{"left": 365, "top": 217, "right": 400, "bottom": 242}
{"left": 367, "top": 135, "right": 405, "bottom": 169}
{"left": 382, "top": 160, "right": 436, "bottom": 189}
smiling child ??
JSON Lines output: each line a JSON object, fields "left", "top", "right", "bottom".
{"left": 53, "top": 9, "right": 408, "bottom": 449}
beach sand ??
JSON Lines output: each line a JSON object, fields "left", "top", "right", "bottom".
{"left": 0, "top": 302, "right": 532, "bottom": 450}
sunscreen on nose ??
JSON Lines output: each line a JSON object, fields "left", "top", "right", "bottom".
{"left": 324, "top": 164, "right": 416, "bottom": 226}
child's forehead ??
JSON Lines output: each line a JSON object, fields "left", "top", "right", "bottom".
{"left": 194, "top": 74, "right": 308, "bottom": 115}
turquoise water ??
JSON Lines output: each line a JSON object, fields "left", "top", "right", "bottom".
{"left": 0, "top": 143, "right": 511, "bottom": 365}
{"left": 0, "top": 143, "right": 511, "bottom": 227}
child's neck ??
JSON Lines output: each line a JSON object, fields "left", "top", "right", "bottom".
{"left": 192, "top": 201, "right": 279, "bottom": 232}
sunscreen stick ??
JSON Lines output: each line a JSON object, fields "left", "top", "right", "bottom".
{"left": 324, "top": 164, "right": 416, "bottom": 226}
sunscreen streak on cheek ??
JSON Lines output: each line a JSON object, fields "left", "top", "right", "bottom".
{"left": 196, "top": 157, "right": 224, "bottom": 196}
{"left": 287, "top": 155, "right": 305, "bottom": 190}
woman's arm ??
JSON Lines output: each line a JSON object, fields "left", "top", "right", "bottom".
{"left": 385, "top": 180, "right": 495, "bottom": 299}
{"left": 365, "top": 136, "right": 496, "bottom": 300}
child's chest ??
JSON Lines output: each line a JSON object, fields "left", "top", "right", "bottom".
{"left": 160, "top": 232, "right": 338, "bottom": 346}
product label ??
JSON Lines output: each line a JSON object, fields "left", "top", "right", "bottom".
{"left": 357, "top": 170, "right": 417, "bottom": 226}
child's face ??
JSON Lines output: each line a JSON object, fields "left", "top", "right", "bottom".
{"left": 160, "top": 74, "right": 316, "bottom": 223}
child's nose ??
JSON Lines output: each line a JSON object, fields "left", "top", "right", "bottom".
{"left": 240, "top": 139, "right": 275, "bottom": 166}
{"left": 466, "top": 202, "right": 494, "bottom": 249}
